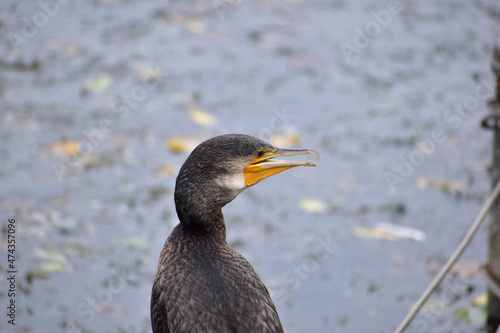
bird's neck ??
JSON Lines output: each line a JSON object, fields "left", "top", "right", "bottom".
{"left": 176, "top": 203, "right": 227, "bottom": 238}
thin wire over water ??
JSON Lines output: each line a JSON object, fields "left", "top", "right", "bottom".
{"left": 395, "top": 180, "right": 500, "bottom": 333}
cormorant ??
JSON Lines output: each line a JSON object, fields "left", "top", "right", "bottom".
{"left": 151, "top": 134, "right": 319, "bottom": 333}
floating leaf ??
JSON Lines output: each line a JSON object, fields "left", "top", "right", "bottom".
{"left": 166, "top": 137, "right": 200, "bottom": 154}
{"left": 34, "top": 248, "right": 70, "bottom": 272}
{"left": 414, "top": 176, "right": 466, "bottom": 193}
{"left": 95, "top": 302, "right": 126, "bottom": 316}
{"left": 26, "top": 270, "right": 51, "bottom": 283}
{"left": 414, "top": 176, "right": 429, "bottom": 190}
{"left": 40, "top": 261, "right": 67, "bottom": 272}
{"left": 471, "top": 293, "right": 488, "bottom": 307}
{"left": 48, "top": 139, "right": 81, "bottom": 157}
{"left": 117, "top": 236, "right": 147, "bottom": 250}
{"left": 84, "top": 74, "right": 113, "bottom": 93}
{"left": 436, "top": 179, "right": 466, "bottom": 192}
{"left": 354, "top": 227, "right": 394, "bottom": 241}
{"left": 185, "top": 19, "right": 205, "bottom": 34}
{"left": 417, "top": 141, "right": 434, "bottom": 155}
{"left": 451, "top": 259, "right": 481, "bottom": 279}
{"left": 377, "top": 222, "right": 425, "bottom": 241}
{"left": 131, "top": 62, "right": 165, "bottom": 81}
{"left": 47, "top": 40, "right": 82, "bottom": 57}
{"left": 188, "top": 103, "right": 217, "bottom": 126}
{"left": 353, "top": 222, "right": 425, "bottom": 242}
{"left": 155, "top": 164, "right": 176, "bottom": 178}
{"left": 270, "top": 133, "right": 299, "bottom": 148}
{"left": 34, "top": 248, "right": 67, "bottom": 263}
{"left": 299, "top": 197, "right": 327, "bottom": 214}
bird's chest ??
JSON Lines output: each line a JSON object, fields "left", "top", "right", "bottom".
{"left": 157, "top": 233, "right": 283, "bottom": 332}
{"left": 165, "top": 240, "right": 262, "bottom": 305}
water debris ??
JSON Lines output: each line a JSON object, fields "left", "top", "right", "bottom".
{"left": 40, "top": 261, "right": 68, "bottom": 272}
{"left": 454, "top": 307, "right": 487, "bottom": 325}
{"left": 83, "top": 73, "right": 113, "bottom": 93}
{"left": 416, "top": 141, "right": 434, "bottom": 155}
{"left": 414, "top": 176, "right": 466, "bottom": 193}
{"left": 166, "top": 136, "right": 201, "bottom": 153}
{"left": 185, "top": 19, "right": 205, "bottom": 34}
{"left": 47, "top": 139, "right": 81, "bottom": 157}
{"left": 421, "top": 299, "right": 443, "bottom": 313}
{"left": 472, "top": 293, "right": 488, "bottom": 307}
{"left": 0, "top": 59, "right": 41, "bottom": 71}
{"left": 451, "top": 259, "right": 482, "bottom": 279}
{"left": 47, "top": 40, "right": 82, "bottom": 57}
{"left": 34, "top": 248, "right": 71, "bottom": 272}
{"left": 155, "top": 164, "right": 176, "bottom": 178}
{"left": 117, "top": 236, "right": 148, "bottom": 251}
{"left": 270, "top": 133, "right": 299, "bottom": 148}
{"left": 299, "top": 197, "right": 327, "bottom": 214}
{"left": 188, "top": 103, "right": 217, "bottom": 126}
{"left": 131, "top": 62, "right": 164, "bottom": 81}
{"left": 353, "top": 222, "right": 426, "bottom": 242}
{"left": 34, "top": 248, "right": 66, "bottom": 263}
{"left": 95, "top": 302, "right": 126, "bottom": 316}
{"left": 435, "top": 179, "right": 467, "bottom": 192}
{"left": 26, "top": 270, "right": 51, "bottom": 284}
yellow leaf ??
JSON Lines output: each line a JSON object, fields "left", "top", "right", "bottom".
{"left": 155, "top": 164, "right": 176, "bottom": 178}
{"left": 417, "top": 141, "right": 434, "bottom": 155}
{"left": 34, "top": 248, "right": 70, "bottom": 272}
{"left": 34, "top": 248, "right": 67, "bottom": 263}
{"left": 270, "top": 133, "right": 299, "bottom": 148}
{"left": 48, "top": 139, "right": 81, "bottom": 157}
{"left": 436, "top": 179, "right": 466, "bottom": 192}
{"left": 40, "top": 261, "right": 67, "bottom": 272}
{"left": 299, "top": 198, "right": 327, "bottom": 214}
{"left": 84, "top": 74, "right": 113, "bottom": 93}
{"left": 415, "top": 176, "right": 466, "bottom": 193}
{"left": 186, "top": 19, "right": 204, "bottom": 33}
{"left": 471, "top": 293, "right": 488, "bottom": 307}
{"left": 166, "top": 137, "right": 200, "bottom": 154}
{"left": 188, "top": 103, "right": 217, "bottom": 126}
{"left": 353, "top": 227, "right": 396, "bottom": 241}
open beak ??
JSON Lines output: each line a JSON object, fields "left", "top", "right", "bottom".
{"left": 243, "top": 148, "right": 319, "bottom": 187}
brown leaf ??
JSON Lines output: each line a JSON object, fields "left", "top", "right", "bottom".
{"left": 451, "top": 259, "right": 481, "bottom": 279}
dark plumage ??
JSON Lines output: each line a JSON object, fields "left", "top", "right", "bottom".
{"left": 151, "top": 134, "right": 318, "bottom": 333}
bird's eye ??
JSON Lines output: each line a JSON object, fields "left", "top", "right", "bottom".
{"left": 255, "top": 150, "right": 265, "bottom": 158}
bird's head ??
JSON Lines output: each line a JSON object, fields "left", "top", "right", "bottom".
{"left": 174, "top": 134, "right": 319, "bottom": 228}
